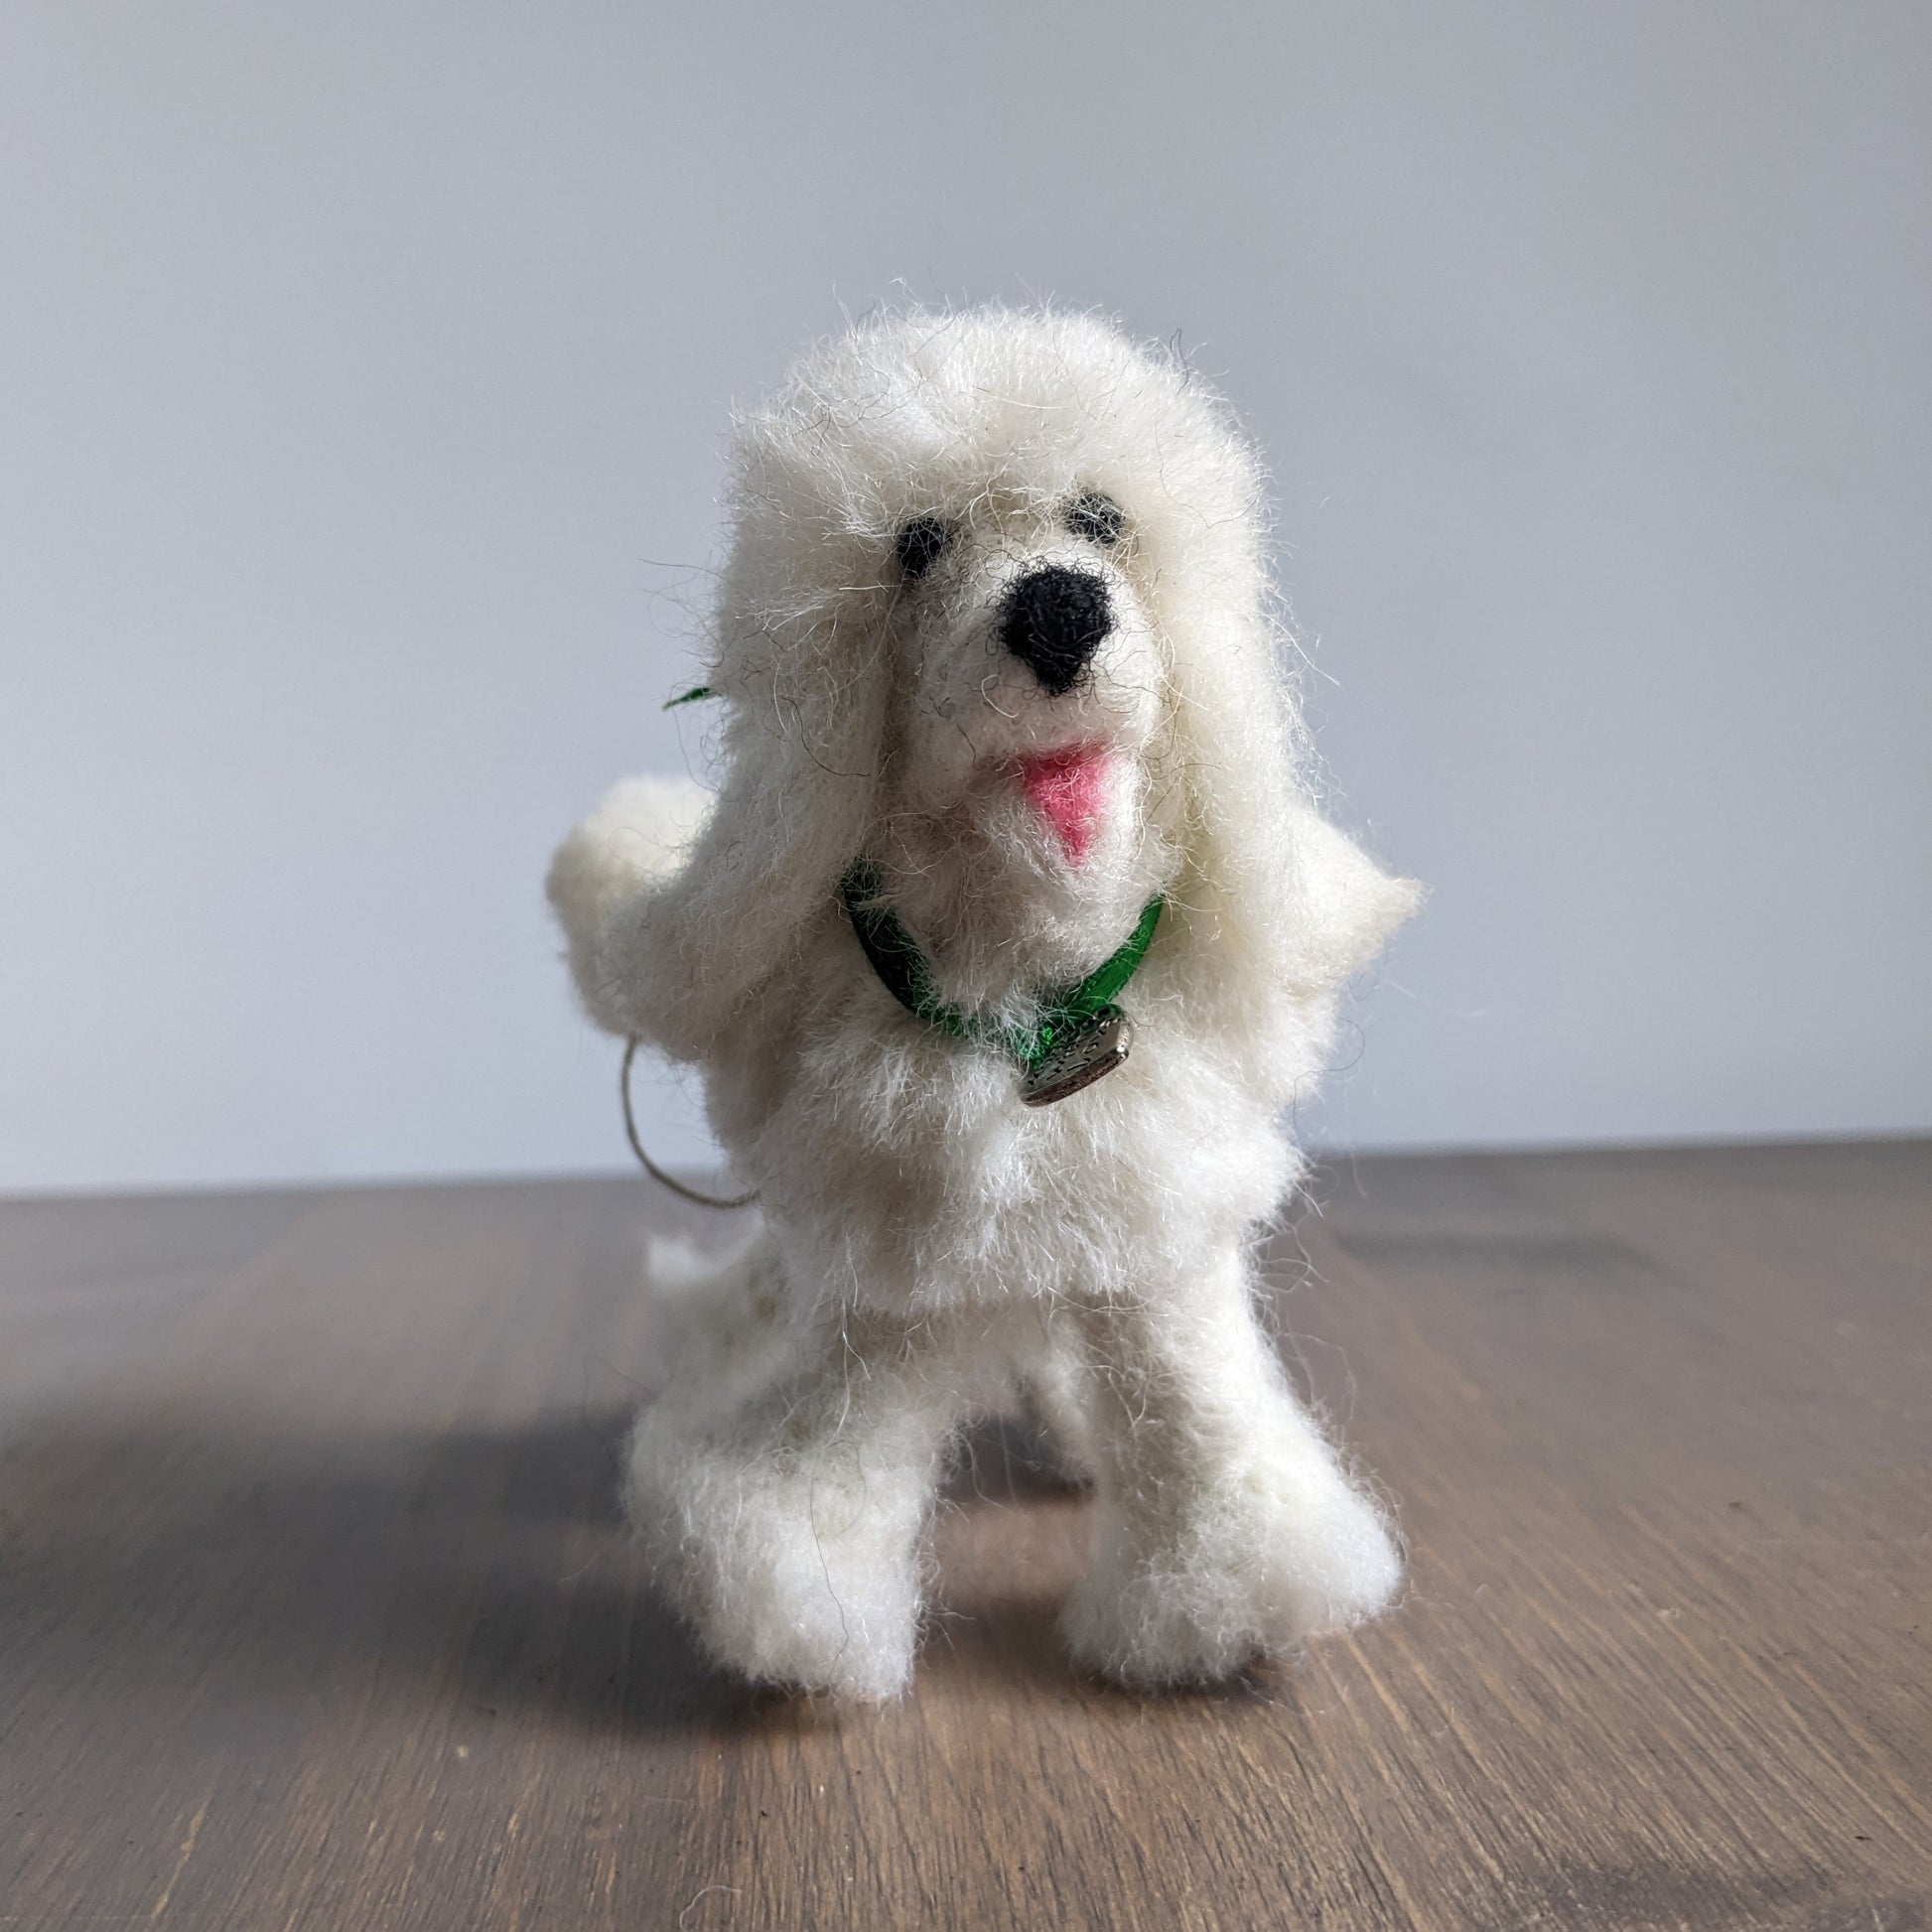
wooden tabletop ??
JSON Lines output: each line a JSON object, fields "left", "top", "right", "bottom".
{"left": 2, "top": 1142, "right": 1927, "bottom": 1930}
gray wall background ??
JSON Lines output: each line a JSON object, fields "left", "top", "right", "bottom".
{"left": 4, "top": 2, "right": 1928, "bottom": 1193}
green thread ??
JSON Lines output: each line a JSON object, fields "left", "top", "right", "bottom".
{"left": 839, "top": 861, "right": 1162, "bottom": 1073}
{"left": 662, "top": 685, "right": 716, "bottom": 710}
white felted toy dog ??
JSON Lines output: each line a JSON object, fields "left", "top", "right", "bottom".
{"left": 548, "top": 308, "right": 1417, "bottom": 1701}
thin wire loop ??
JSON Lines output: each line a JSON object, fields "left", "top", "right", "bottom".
{"left": 620, "top": 1035, "right": 759, "bottom": 1210}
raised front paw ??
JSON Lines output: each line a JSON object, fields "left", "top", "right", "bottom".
{"left": 1061, "top": 1440, "right": 1402, "bottom": 1689}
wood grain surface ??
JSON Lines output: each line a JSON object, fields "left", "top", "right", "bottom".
{"left": 1, "top": 1143, "right": 1927, "bottom": 1929}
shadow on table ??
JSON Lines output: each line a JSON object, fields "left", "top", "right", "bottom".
{"left": 0, "top": 1403, "right": 1230, "bottom": 1745}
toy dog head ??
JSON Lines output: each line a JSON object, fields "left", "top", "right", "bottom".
{"left": 620, "top": 309, "right": 1414, "bottom": 1078}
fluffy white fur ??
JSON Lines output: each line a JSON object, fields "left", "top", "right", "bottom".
{"left": 548, "top": 308, "right": 1418, "bottom": 1700}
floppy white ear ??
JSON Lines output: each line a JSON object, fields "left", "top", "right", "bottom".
{"left": 1153, "top": 568, "right": 1418, "bottom": 1072}
{"left": 551, "top": 331, "right": 903, "bottom": 1062}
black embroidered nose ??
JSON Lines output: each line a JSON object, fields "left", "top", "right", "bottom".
{"left": 1000, "top": 567, "right": 1113, "bottom": 697}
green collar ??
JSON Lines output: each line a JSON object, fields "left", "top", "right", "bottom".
{"left": 838, "top": 861, "right": 1163, "bottom": 1074}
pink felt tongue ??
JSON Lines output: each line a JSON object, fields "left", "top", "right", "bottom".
{"left": 1018, "top": 747, "right": 1111, "bottom": 866}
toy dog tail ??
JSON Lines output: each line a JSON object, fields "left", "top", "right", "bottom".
{"left": 546, "top": 774, "right": 712, "bottom": 1035}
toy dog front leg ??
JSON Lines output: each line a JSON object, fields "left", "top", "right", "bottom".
{"left": 625, "top": 1296, "right": 966, "bottom": 1702}
{"left": 1059, "top": 1250, "right": 1402, "bottom": 1688}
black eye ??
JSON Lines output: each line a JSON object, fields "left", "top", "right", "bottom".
{"left": 1064, "top": 490, "right": 1126, "bottom": 547}
{"left": 895, "top": 513, "right": 951, "bottom": 580}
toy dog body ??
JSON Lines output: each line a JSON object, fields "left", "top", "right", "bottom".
{"left": 549, "top": 310, "right": 1417, "bottom": 1699}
